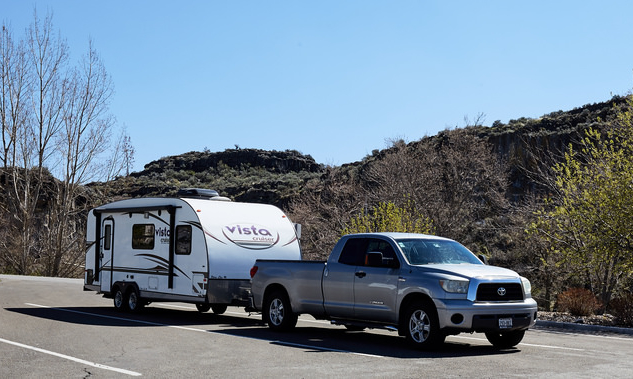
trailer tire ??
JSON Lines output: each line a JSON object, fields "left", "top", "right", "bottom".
{"left": 263, "top": 289, "right": 297, "bottom": 331}
{"left": 113, "top": 288, "right": 127, "bottom": 312}
{"left": 127, "top": 287, "right": 144, "bottom": 313}
{"left": 211, "top": 305, "right": 228, "bottom": 315}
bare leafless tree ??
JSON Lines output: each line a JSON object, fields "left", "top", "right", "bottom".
{"left": 0, "top": 12, "right": 132, "bottom": 276}
{"left": 104, "top": 125, "right": 135, "bottom": 181}
{"left": 289, "top": 166, "right": 366, "bottom": 260}
{"left": 41, "top": 39, "right": 114, "bottom": 276}
{"left": 289, "top": 127, "right": 511, "bottom": 260}
{"left": 362, "top": 128, "right": 510, "bottom": 251}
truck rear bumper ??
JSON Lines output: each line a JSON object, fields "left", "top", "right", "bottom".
{"left": 434, "top": 298, "right": 538, "bottom": 332}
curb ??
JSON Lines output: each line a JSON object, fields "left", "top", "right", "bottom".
{"left": 535, "top": 320, "right": 633, "bottom": 336}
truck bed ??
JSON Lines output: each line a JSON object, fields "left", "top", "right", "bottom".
{"left": 252, "top": 259, "right": 327, "bottom": 316}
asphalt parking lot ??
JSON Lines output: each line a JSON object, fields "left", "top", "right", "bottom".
{"left": 2, "top": 274, "right": 633, "bottom": 378}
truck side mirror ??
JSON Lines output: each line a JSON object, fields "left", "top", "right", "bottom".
{"left": 366, "top": 252, "right": 384, "bottom": 267}
{"left": 478, "top": 254, "right": 488, "bottom": 265}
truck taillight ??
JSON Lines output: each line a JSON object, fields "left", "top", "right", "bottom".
{"left": 250, "top": 265, "right": 258, "bottom": 278}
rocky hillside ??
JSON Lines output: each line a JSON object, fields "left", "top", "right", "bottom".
{"left": 480, "top": 95, "right": 628, "bottom": 199}
{"left": 93, "top": 95, "right": 628, "bottom": 209}
{"left": 94, "top": 148, "right": 325, "bottom": 208}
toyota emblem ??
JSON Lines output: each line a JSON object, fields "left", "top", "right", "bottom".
{"left": 497, "top": 287, "right": 507, "bottom": 296}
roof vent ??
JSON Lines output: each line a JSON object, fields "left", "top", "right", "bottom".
{"left": 177, "top": 188, "right": 220, "bottom": 199}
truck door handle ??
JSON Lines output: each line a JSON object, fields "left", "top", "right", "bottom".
{"left": 355, "top": 271, "right": 367, "bottom": 278}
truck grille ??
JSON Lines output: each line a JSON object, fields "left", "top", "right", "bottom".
{"left": 476, "top": 283, "right": 523, "bottom": 301}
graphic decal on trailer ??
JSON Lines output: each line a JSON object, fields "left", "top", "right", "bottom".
{"left": 101, "top": 254, "right": 190, "bottom": 280}
{"left": 222, "top": 223, "right": 280, "bottom": 250}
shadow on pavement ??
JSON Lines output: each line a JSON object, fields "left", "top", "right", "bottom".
{"left": 6, "top": 304, "right": 521, "bottom": 359}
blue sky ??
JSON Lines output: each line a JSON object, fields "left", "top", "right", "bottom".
{"left": 3, "top": 1, "right": 633, "bottom": 172}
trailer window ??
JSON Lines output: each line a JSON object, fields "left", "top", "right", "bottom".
{"left": 176, "top": 225, "right": 192, "bottom": 255}
{"left": 104, "top": 224, "right": 112, "bottom": 251}
{"left": 132, "top": 224, "right": 155, "bottom": 250}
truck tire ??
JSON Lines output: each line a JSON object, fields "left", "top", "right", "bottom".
{"left": 263, "top": 290, "right": 297, "bottom": 331}
{"left": 211, "top": 304, "right": 228, "bottom": 315}
{"left": 485, "top": 330, "right": 525, "bottom": 349}
{"left": 126, "top": 287, "right": 144, "bottom": 313}
{"left": 113, "top": 288, "right": 127, "bottom": 312}
{"left": 402, "top": 301, "right": 445, "bottom": 350}
{"left": 196, "top": 303, "right": 211, "bottom": 313}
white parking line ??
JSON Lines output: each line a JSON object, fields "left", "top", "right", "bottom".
{"left": 154, "top": 302, "right": 332, "bottom": 325}
{"left": 533, "top": 328, "right": 633, "bottom": 342}
{"left": 0, "top": 337, "right": 142, "bottom": 376}
{"left": 26, "top": 303, "right": 207, "bottom": 333}
{"left": 29, "top": 302, "right": 602, "bottom": 357}
{"left": 271, "top": 340, "right": 384, "bottom": 357}
{"left": 156, "top": 302, "right": 595, "bottom": 352}
{"left": 451, "top": 335, "right": 585, "bottom": 351}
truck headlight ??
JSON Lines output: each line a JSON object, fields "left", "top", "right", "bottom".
{"left": 440, "top": 279, "right": 469, "bottom": 294}
{"left": 521, "top": 277, "right": 532, "bottom": 296}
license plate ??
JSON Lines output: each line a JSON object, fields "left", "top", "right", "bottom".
{"left": 499, "top": 318, "right": 513, "bottom": 329}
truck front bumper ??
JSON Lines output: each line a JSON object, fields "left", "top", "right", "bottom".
{"left": 434, "top": 298, "right": 538, "bottom": 333}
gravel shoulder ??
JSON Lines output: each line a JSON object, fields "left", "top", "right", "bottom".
{"left": 536, "top": 311, "right": 633, "bottom": 335}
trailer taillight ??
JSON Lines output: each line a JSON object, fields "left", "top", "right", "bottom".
{"left": 250, "top": 265, "right": 258, "bottom": 278}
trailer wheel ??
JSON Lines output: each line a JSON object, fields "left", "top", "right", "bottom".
{"left": 195, "top": 303, "right": 211, "bottom": 313}
{"left": 401, "top": 300, "right": 445, "bottom": 350}
{"left": 127, "top": 287, "right": 144, "bottom": 313}
{"left": 211, "top": 305, "right": 228, "bottom": 315}
{"left": 485, "top": 330, "right": 525, "bottom": 349}
{"left": 113, "top": 288, "right": 127, "bottom": 312}
{"left": 263, "top": 289, "right": 297, "bottom": 331}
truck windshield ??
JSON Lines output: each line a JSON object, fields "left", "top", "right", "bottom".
{"left": 396, "top": 239, "right": 482, "bottom": 265}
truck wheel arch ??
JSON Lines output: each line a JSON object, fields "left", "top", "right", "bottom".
{"left": 263, "top": 284, "right": 290, "bottom": 310}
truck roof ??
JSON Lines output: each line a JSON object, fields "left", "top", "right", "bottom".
{"left": 343, "top": 232, "right": 453, "bottom": 241}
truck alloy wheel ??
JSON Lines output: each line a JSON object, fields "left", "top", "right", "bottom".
{"left": 269, "top": 298, "right": 284, "bottom": 325}
{"left": 409, "top": 309, "right": 431, "bottom": 343}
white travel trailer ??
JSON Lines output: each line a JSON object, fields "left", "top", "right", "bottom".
{"left": 84, "top": 188, "right": 302, "bottom": 313}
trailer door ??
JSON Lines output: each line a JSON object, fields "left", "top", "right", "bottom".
{"left": 100, "top": 218, "right": 114, "bottom": 292}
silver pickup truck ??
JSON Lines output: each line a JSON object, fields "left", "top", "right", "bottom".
{"left": 249, "top": 232, "right": 537, "bottom": 350}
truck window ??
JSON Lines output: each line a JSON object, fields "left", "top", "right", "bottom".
{"left": 132, "top": 224, "right": 155, "bottom": 250}
{"left": 397, "top": 239, "right": 482, "bottom": 265}
{"left": 175, "top": 225, "right": 192, "bottom": 255}
{"left": 338, "top": 238, "right": 368, "bottom": 266}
